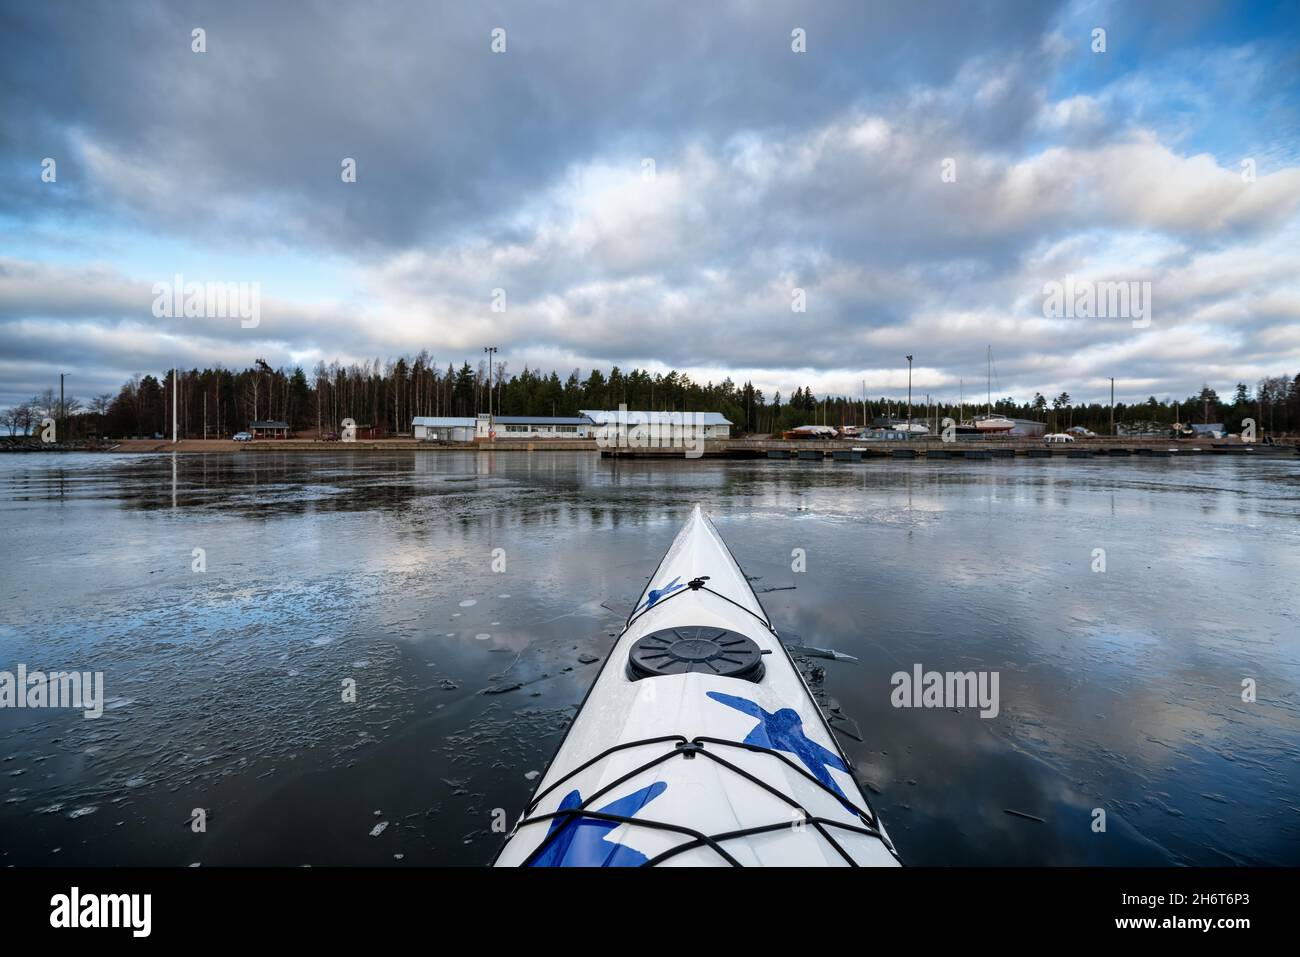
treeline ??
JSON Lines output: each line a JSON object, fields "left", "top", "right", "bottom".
{"left": 5, "top": 357, "right": 1299, "bottom": 439}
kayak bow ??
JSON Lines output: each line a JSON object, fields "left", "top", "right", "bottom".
{"left": 494, "top": 505, "right": 899, "bottom": 867}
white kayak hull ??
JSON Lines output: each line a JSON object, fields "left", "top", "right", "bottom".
{"left": 494, "top": 505, "right": 899, "bottom": 867}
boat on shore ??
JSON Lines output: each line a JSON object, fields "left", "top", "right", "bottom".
{"left": 869, "top": 418, "right": 929, "bottom": 436}
{"left": 494, "top": 505, "right": 899, "bottom": 867}
{"left": 782, "top": 425, "right": 839, "bottom": 440}
{"left": 971, "top": 413, "right": 1016, "bottom": 433}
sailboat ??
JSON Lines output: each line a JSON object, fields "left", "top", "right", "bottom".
{"left": 972, "top": 346, "right": 1015, "bottom": 433}
{"left": 952, "top": 377, "right": 981, "bottom": 436}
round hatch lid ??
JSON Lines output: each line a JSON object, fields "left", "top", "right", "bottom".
{"left": 628, "top": 626, "right": 764, "bottom": 681}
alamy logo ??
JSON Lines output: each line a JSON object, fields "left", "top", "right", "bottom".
{"left": 50, "top": 887, "right": 151, "bottom": 937}
{"left": 1042, "top": 275, "right": 1151, "bottom": 328}
{"left": 152, "top": 273, "right": 261, "bottom": 328}
{"left": 890, "top": 664, "right": 1000, "bottom": 719}
{"left": 0, "top": 665, "right": 104, "bottom": 719}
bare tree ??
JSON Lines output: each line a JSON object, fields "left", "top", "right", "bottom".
{"left": 90, "top": 393, "right": 112, "bottom": 435}
{"left": 31, "top": 388, "right": 57, "bottom": 420}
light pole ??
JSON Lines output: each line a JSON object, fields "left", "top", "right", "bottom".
{"left": 905, "top": 355, "right": 913, "bottom": 433}
{"left": 59, "top": 372, "right": 69, "bottom": 438}
{"left": 1110, "top": 377, "right": 1115, "bottom": 437}
{"left": 483, "top": 346, "right": 497, "bottom": 423}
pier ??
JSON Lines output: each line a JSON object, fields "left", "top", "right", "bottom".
{"left": 601, "top": 437, "right": 1299, "bottom": 460}
{"left": 72, "top": 436, "right": 1298, "bottom": 461}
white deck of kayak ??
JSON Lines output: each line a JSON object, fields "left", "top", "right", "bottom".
{"left": 495, "top": 505, "right": 899, "bottom": 867}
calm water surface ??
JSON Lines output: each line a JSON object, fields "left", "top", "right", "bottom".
{"left": 1, "top": 451, "right": 1298, "bottom": 866}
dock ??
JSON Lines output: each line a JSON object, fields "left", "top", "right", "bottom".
{"left": 600, "top": 437, "right": 1299, "bottom": 460}
{"left": 80, "top": 436, "right": 1298, "bottom": 461}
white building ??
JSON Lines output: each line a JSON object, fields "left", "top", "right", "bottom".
{"left": 412, "top": 416, "right": 478, "bottom": 441}
{"left": 413, "top": 414, "right": 596, "bottom": 441}
{"left": 414, "top": 411, "right": 729, "bottom": 443}
{"left": 491, "top": 416, "right": 594, "bottom": 438}
{"left": 1008, "top": 418, "right": 1046, "bottom": 438}
{"left": 581, "top": 409, "right": 732, "bottom": 442}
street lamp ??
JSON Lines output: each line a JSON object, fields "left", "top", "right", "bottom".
{"left": 59, "top": 372, "right": 69, "bottom": 437}
{"left": 1110, "top": 377, "right": 1115, "bottom": 437}
{"left": 483, "top": 346, "right": 498, "bottom": 421}
{"left": 905, "top": 355, "right": 913, "bottom": 433}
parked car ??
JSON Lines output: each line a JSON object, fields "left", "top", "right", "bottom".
{"left": 1044, "top": 433, "right": 1075, "bottom": 444}
{"left": 233, "top": 432, "right": 253, "bottom": 442}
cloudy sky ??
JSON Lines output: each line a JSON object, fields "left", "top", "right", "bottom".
{"left": 3, "top": 0, "right": 1299, "bottom": 409}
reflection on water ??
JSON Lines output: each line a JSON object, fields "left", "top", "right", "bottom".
{"left": 1, "top": 451, "right": 1297, "bottom": 865}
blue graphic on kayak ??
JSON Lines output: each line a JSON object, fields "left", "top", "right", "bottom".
{"left": 640, "top": 576, "right": 685, "bottom": 610}
{"left": 707, "top": 691, "right": 853, "bottom": 806}
{"left": 529, "top": 781, "right": 668, "bottom": 867}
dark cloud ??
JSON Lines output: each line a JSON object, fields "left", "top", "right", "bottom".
{"left": 2, "top": 0, "right": 1060, "bottom": 249}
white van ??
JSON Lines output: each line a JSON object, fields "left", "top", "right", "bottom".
{"left": 1044, "top": 433, "right": 1075, "bottom": 444}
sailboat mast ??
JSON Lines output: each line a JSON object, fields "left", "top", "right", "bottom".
{"left": 986, "top": 345, "right": 991, "bottom": 416}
